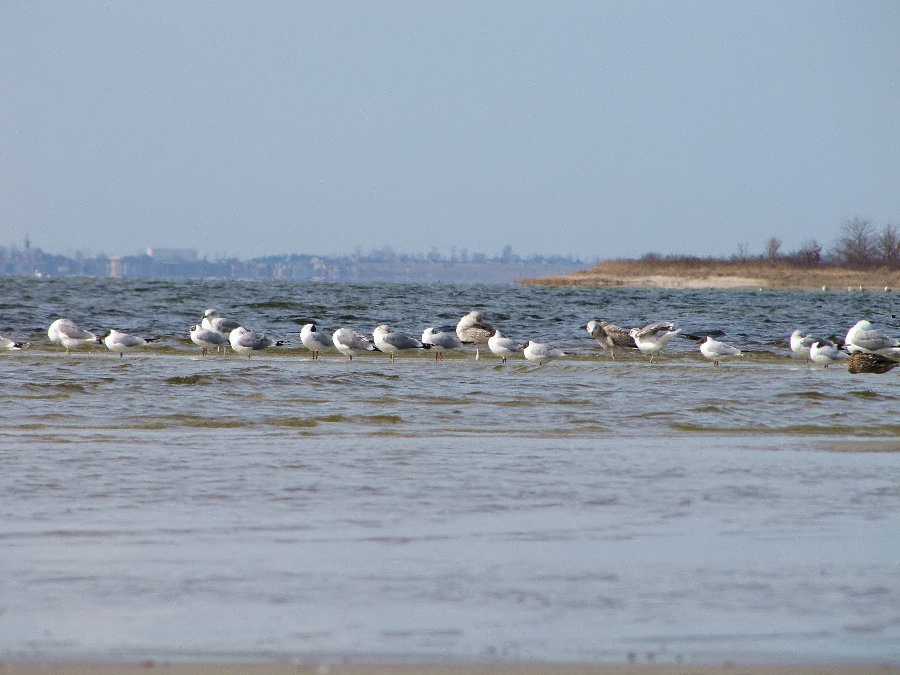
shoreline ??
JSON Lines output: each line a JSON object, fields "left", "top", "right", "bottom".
{"left": 520, "top": 261, "right": 900, "bottom": 290}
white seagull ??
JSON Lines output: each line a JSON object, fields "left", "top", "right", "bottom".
{"left": 300, "top": 323, "right": 334, "bottom": 360}
{"left": 48, "top": 318, "right": 98, "bottom": 354}
{"left": 585, "top": 319, "right": 636, "bottom": 359}
{"left": 332, "top": 327, "right": 378, "bottom": 360}
{"left": 189, "top": 324, "right": 228, "bottom": 356}
{"left": 0, "top": 335, "right": 28, "bottom": 350}
{"left": 629, "top": 321, "right": 680, "bottom": 362}
{"left": 421, "top": 326, "right": 463, "bottom": 361}
{"left": 845, "top": 320, "right": 900, "bottom": 356}
{"left": 487, "top": 329, "right": 522, "bottom": 363}
{"left": 373, "top": 324, "right": 431, "bottom": 362}
{"left": 522, "top": 340, "right": 565, "bottom": 365}
{"left": 101, "top": 329, "right": 157, "bottom": 358}
{"left": 456, "top": 310, "right": 495, "bottom": 359}
{"left": 228, "top": 326, "right": 282, "bottom": 358}
{"left": 809, "top": 340, "right": 848, "bottom": 367}
{"left": 789, "top": 329, "right": 817, "bottom": 360}
{"left": 699, "top": 336, "right": 743, "bottom": 366}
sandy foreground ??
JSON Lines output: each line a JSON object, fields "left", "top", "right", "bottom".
{"left": 1, "top": 664, "right": 898, "bottom": 675}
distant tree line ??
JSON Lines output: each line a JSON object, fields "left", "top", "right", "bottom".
{"left": 760, "top": 218, "right": 898, "bottom": 268}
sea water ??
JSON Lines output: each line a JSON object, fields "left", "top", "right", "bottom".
{"left": 0, "top": 277, "right": 898, "bottom": 665}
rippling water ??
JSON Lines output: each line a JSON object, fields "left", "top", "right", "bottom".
{"left": 1, "top": 277, "right": 898, "bottom": 665}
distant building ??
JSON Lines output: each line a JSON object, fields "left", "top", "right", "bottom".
{"left": 145, "top": 247, "right": 198, "bottom": 263}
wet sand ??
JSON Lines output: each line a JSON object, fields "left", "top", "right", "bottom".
{"left": 1, "top": 664, "right": 898, "bottom": 675}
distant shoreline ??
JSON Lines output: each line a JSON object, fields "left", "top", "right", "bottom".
{"left": 520, "top": 260, "right": 900, "bottom": 291}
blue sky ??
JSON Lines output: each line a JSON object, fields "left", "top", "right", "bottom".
{"left": 2, "top": 1, "right": 899, "bottom": 261}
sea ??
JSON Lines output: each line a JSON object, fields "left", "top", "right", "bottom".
{"left": 0, "top": 276, "right": 898, "bottom": 667}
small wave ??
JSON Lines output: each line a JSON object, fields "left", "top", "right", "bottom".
{"left": 264, "top": 417, "right": 319, "bottom": 428}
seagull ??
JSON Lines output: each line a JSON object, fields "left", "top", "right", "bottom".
{"left": 299, "top": 323, "right": 333, "bottom": 360}
{"left": 48, "top": 318, "right": 98, "bottom": 354}
{"left": 789, "top": 329, "right": 818, "bottom": 360}
{"left": 522, "top": 340, "right": 565, "bottom": 365}
{"left": 189, "top": 324, "right": 228, "bottom": 356}
{"left": 585, "top": 319, "right": 636, "bottom": 359}
{"left": 421, "top": 326, "right": 463, "bottom": 361}
{"left": 846, "top": 352, "right": 898, "bottom": 374}
{"left": 228, "top": 326, "right": 282, "bottom": 358}
{"left": 809, "top": 340, "right": 848, "bottom": 367}
{"left": 487, "top": 329, "right": 522, "bottom": 363}
{"left": 845, "top": 320, "right": 900, "bottom": 356}
{"left": 201, "top": 308, "right": 241, "bottom": 351}
{"left": 629, "top": 321, "right": 680, "bottom": 362}
{"left": 0, "top": 335, "right": 28, "bottom": 350}
{"left": 373, "top": 324, "right": 431, "bottom": 362}
{"left": 101, "top": 329, "right": 158, "bottom": 358}
{"left": 456, "top": 310, "right": 495, "bottom": 359}
{"left": 698, "top": 336, "right": 742, "bottom": 366}
{"left": 332, "top": 327, "right": 379, "bottom": 360}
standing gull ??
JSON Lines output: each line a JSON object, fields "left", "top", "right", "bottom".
{"left": 421, "top": 326, "right": 463, "bottom": 361}
{"left": 699, "top": 336, "right": 742, "bottom": 366}
{"left": 809, "top": 341, "right": 847, "bottom": 368}
{"left": 189, "top": 325, "right": 228, "bottom": 356}
{"left": 101, "top": 329, "right": 158, "bottom": 358}
{"left": 201, "top": 308, "right": 241, "bottom": 352}
{"left": 456, "top": 311, "right": 495, "bottom": 360}
{"left": 585, "top": 319, "right": 636, "bottom": 359}
{"left": 629, "top": 322, "right": 680, "bottom": 362}
{"left": 48, "top": 318, "right": 98, "bottom": 354}
{"left": 372, "top": 324, "right": 431, "bottom": 362}
{"left": 844, "top": 320, "right": 900, "bottom": 356}
{"left": 487, "top": 329, "right": 522, "bottom": 363}
{"left": 228, "top": 326, "right": 282, "bottom": 358}
{"left": 332, "top": 328, "right": 378, "bottom": 361}
{"left": 522, "top": 340, "right": 565, "bottom": 365}
{"left": 789, "top": 329, "right": 817, "bottom": 360}
{"left": 300, "top": 323, "right": 334, "bottom": 360}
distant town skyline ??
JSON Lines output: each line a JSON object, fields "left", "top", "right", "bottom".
{"left": 3, "top": 2, "right": 899, "bottom": 261}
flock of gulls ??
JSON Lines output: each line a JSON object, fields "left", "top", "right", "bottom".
{"left": 1, "top": 309, "right": 898, "bottom": 374}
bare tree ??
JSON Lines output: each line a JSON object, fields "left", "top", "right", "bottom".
{"left": 764, "top": 237, "right": 782, "bottom": 261}
{"left": 831, "top": 217, "right": 876, "bottom": 267}
{"left": 792, "top": 240, "right": 822, "bottom": 266}
{"left": 877, "top": 224, "right": 899, "bottom": 267}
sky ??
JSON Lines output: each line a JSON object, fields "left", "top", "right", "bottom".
{"left": 2, "top": 1, "right": 899, "bottom": 262}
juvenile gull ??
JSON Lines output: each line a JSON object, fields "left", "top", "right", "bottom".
{"left": 228, "top": 326, "right": 282, "bottom": 358}
{"left": 522, "top": 340, "right": 565, "bottom": 365}
{"left": 300, "top": 323, "right": 334, "bottom": 360}
{"left": 189, "top": 325, "right": 228, "bottom": 356}
{"left": 422, "top": 326, "right": 463, "bottom": 361}
{"left": 332, "top": 327, "right": 378, "bottom": 361}
{"left": 48, "top": 318, "right": 98, "bottom": 354}
{"left": 699, "top": 336, "right": 742, "bottom": 366}
{"left": 846, "top": 352, "right": 898, "bottom": 374}
{"left": 456, "top": 311, "right": 495, "bottom": 360}
{"left": 373, "top": 324, "right": 431, "bottom": 362}
{"left": 487, "top": 329, "right": 522, "bottom": 363}
{"left": 585, "top": 319, "right": 636, "bottom": 359}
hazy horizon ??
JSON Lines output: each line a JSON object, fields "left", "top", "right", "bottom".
{"left": 3, "top": 2, "right": 899, "bottom": 261}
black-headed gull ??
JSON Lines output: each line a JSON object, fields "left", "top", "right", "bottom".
{"left": 421, "top": 326, "right": 463, "bottom": 361}
{"left": 487, "top": 329, "right": 522, "bottom": 363}
{"left": 300, "top": 323, "right": 334, "bottom": 360}
{"left": 629, "top": 322, "right": 680, "bottom": 362}
{"left": 789, "top": 329, "right": 817, "bottom": 360}
{"left": 373, "top": 324, "right": 431, "bottom": 362}
{"left": 48, "top": 318, "right": 98, "bottom": 354}
{"left": 845, "top": 320, "right": 900, "bottom": 356}
{"left": 0, "top": 335, "right": 28, "bottom": 350}
{"left": 522, "top": 340, "right": 565, "bottom": 365}
{"left": 101, "top": 329, "right": 158, "bottom": 358}
{"left": 699, "top": 336, "right": 742, "bottom": 366}
{"left": 456, "top": 311, "right": 495, "bottom": 359}
{"left": 585, "top": 319, "right": 636, "bottom": 359}
{"left": 228, "top": 326, "right": 282, "bottom": 358}
{"left": 189, "top": 325, "right": 228, "bottom": 356}
{"left": 332, "top": 327, "right": 378, "bottom": 360}
{"left": 846, "top": 352, "right": 898, "bottom": 374}
{"left": 809, "top": 340, "right": 847, "bottom": 367}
